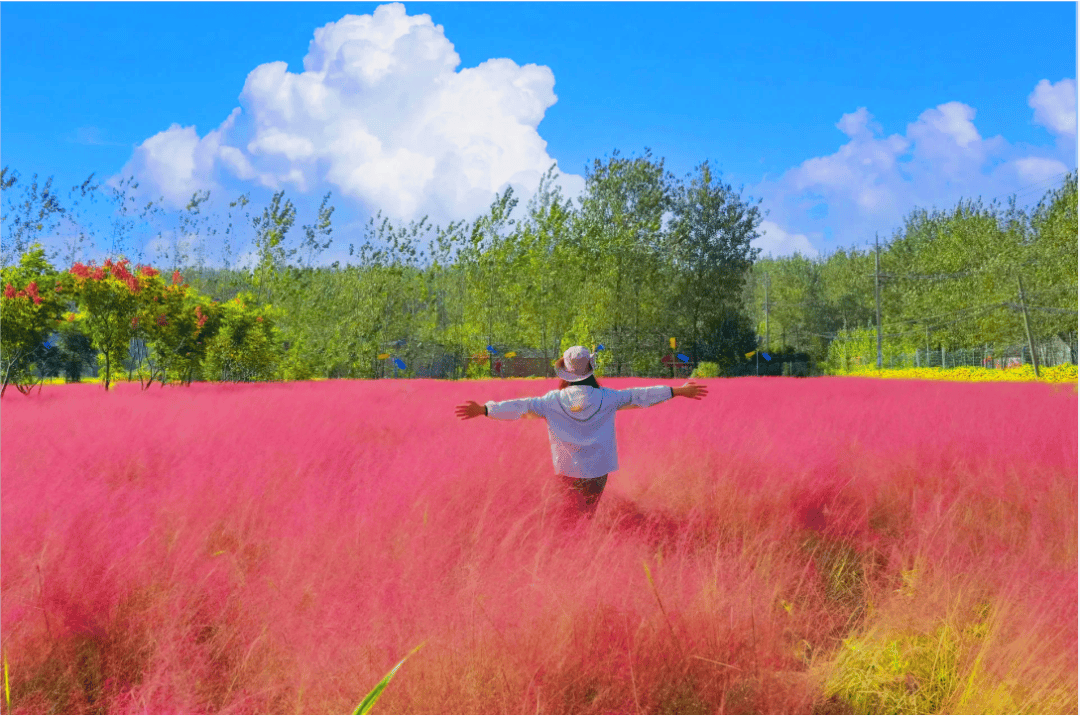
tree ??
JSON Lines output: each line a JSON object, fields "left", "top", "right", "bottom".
{"left": 666, "top": 160, "right": 763, "bottom": 366}
{"left": 513, "top": 166, "right": 579, "bottom": 366}
{"left": 251, "top": 190, "right": 297, "bottom": 304}
{"left": 574, "top": 149, "right": 673, "bottom": 375}
{"left": 1, "top": 169, "right": 67, "bottom": 269}
{"left": 0, "top": 245, "right": 71, "bottom": 395}
{"left": 202, "top": 292, "right": 281, "bottom": 382}
{"left": 67, "top": 257, "right": 164, "bottom": 390}
{"left": 140, "top": 269, "right": 221, "bottom": 386}
{"left": 301, "top": 191, "right": 336, "bottom": 268}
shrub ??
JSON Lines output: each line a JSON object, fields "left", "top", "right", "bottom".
{"left": 690, "top": 361, "right": 721, "bottom": 378}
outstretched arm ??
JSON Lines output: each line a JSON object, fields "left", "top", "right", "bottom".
{"left": 456, "top": 395, "right": 546, "bottom": 420}
{"left": 615, "top": 379, "right": 709, "bottom": 410}
{"left": 672, "top": 380, "right": 709, "bottom": 400}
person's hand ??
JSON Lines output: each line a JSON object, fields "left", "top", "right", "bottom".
{"left": 455, "top": 400, "right": 486, "bottom": 419}
{"left": 676, "top": 380, "right": 709, "bottom": 400}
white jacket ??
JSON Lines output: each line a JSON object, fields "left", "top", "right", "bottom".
{"left": 485, "top": 385, "right": 675, "bottom": 479}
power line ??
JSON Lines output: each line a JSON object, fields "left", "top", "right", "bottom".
{"left": 1002, "top": 302, "right": 1079, "bottom": 315}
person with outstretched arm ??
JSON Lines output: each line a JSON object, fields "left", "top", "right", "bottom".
{"left": 455, "top": 345, "right": 709, "bottom": 519}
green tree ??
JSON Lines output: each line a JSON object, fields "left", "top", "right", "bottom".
{"left": 1, "top": 169, "right": 67, "bottom": 268}
{"left": 251, "top": 190, "right": 297, "bottom": 304}
{"left": 66, "top": 257, "right": 164, "bottom": 390}
{"left": 666, "top": 160, "right": 763, "bottom": 366}
{"left": 0, "top": 245, "right": 71, "bottom": 395}
{"left": 140, "top": 269, "right": 221, "bottom": 386}
{"left": 574, "top": 149, "right": 673, "bottom": 375}
{"left": 512, "top": 166, "right": 579, "bottom": 365}
{"left": 203, "top": 292, "right": 281, "bottom": 382}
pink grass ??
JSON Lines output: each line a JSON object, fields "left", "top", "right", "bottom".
{"left": 2, "top": 377, "right": 1076, "bottom": 714}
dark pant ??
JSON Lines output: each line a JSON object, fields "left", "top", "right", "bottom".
{"left": 558, "top": 474, "right": 608, "bottom": 518}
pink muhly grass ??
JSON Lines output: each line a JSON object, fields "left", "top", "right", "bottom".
{"left": 1, "top": 376, "right": 1075, "bottom": 714}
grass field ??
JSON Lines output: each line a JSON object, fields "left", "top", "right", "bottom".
{"left": 1, "top": 377, "right": 1076, "bottom": 714}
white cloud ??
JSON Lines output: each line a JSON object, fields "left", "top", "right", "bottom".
{"left": 114, "top": 2, "right": 584, "bottom": 227}
{"left": 753, "top": 220, "right": 819, "bottom": 258}
{"left": 1029, "top": 78, "right": 1078, "bottom": 137}
{"left": 752, "top": 80, "right": 1077, "bottom": 256}
{"left": 1013, "top": 156, "right": 1070, "bottom": 185}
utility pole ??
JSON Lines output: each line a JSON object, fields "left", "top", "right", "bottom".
{"left": 874, "top": 233, "right": 883, "bottom": 369}
{"left": 1017, "top": 274, "right": 1041, "bottom": 378}
{"left": 764, "top": 272, "right": 770, "bottom": 353}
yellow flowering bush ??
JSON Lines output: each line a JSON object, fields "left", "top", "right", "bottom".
{"left": 829, "top": 363, "right": 1077, "bottom": 384}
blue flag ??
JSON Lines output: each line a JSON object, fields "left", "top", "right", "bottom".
{"left": 763, "top": 353, "right": 771, "bottom": 361}
{"left": 596, "top": 344, "right": 605, "bottom": 351}
{"left": 677, "top": 353, "right": 689, "bottom": 362}
{"left": 393, "top": 358, "right": 407, "bottom": 370}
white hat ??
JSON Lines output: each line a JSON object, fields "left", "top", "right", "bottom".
{"left": 556, "top": 345, "right": 597, "bottom": 382}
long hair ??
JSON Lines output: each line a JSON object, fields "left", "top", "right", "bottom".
{"left": 555, "top": 357, "right": 601, "bottom": 390}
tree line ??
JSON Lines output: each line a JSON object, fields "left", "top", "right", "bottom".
{"left": 1, "top": 158, "right": 1075, "bottom": 394}
{"left": 743, "top": 172, "right": 1077, "bottom": 370}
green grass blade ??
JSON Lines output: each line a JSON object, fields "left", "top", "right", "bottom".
{"left": 353, "top": 642, "right": 426, "bottom": 715}
{"left": 4, "top": 649, "right": 10, "bottom": 709}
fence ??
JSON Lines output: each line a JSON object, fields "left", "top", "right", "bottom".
{"left": 875, "top": 336, "right": 1078, "bottom": 370}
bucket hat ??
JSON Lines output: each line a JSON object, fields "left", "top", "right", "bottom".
{"left": 555, "top": 345, "right": 598, "bottom": 382}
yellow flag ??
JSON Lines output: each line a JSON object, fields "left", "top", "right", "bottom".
{"left": 505, "top": 351, "right": 517, "bottom": 358}
{"left": 377, "top": 353, "right": 390, "bottom": 360}
{"left": 745, "top": 350, "right": 756, "bottom": 359}
{"left": 669, "top": 337, "right": 677, "bottom": 350}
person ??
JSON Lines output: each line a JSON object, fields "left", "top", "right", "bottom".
{"left": 455, "top": 345, "right": 709, "bottom": 519}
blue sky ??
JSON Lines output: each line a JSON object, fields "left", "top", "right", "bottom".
{"left": 2, "top": 1, "right": 1076, "bottom": 268}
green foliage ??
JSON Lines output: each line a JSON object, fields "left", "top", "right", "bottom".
{"left": 0, "top": 244, "right": 70, "bottom": 395}
{"left": 574, "top": 149, "right": 678, "bottom": 376}
{"left": 202, "top": 292, "right": 281, "bottom": 382}
{"left": 690, "top": 361, "right": 720, "bottom": 378}
{"left": 142, "top": 271, "right": 220, "bottom": 386}
{"left": 825, "top": 327, "right": 920, "bottom": 373}
{"left": 251, "top": 190, "right": 297, "bottom": 304}
{"left": 1, "top": 169, "right": 67, "bottom": 268}
{"left": 3, "top": 166, "right": 1072, "bottom": 387}
{"left": 667, "top": 160, "right": 763, "bottom": 365}
{"left": 66, "top": 257, "right": 165, "bottom": 390}
{"left": 41, "top": 323, "right": 98, "bottom": 383}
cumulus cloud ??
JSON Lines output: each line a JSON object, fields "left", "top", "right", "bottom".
{"left": 1029, "top": 78, "right": 1078, "bottom": 136}
{"left": 115, "top": 2, "right": 584, "bottom": 226}
{"left": 753, "top": 220, "right": 819, "bottom": 258}
{"left": 752, "top": 79, "right": 1077, "bottom": 256}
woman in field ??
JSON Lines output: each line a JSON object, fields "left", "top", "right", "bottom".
{"left": 455, "top": 345, "right": 709, "bottom": 518}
